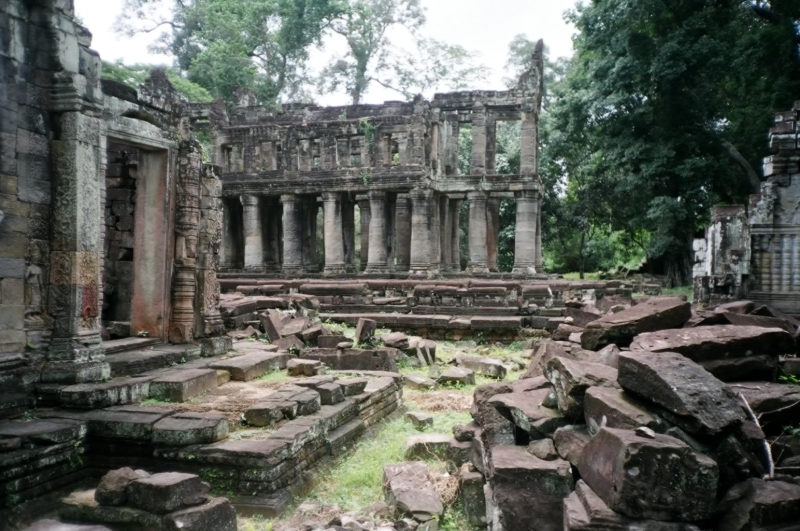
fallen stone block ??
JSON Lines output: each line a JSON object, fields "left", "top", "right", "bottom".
{"left": 714, "top": 300, "right": 755, "bottom": 315}
{"left": 447, "top": 438, "right": 473, "bottom": 470}
{"left": 272, "top": 335, "right": 306, "bottom": 352}
{"left": 437, "top": 368, "right": 475, "bottom": 386}
{"left": 355, "top": 318, "right": 378, "bottom": 345}
{"left": 208, "top": 351, "right": 290, "bottom": 381}
{"left": 595, "top": 343, "right": 620, "bottom": 368}
{"left": 584, "top": 387, "right": 667, "bottom": 433}
{"left": 405, "top": 412, "right": 434, "bottom": 430}
{"left": 280, "top": 317, "right": 310, "bottom": 338}
{"left": 95, "top": 467, "right": 149, "bottom": 506}
{"left": 581, "top": 297, "right": 691, "bottom": 350}
{"left": 162, "top": 496, "right": 237, "bottom": 531}
{"left": 554, "top": 323, "right": 584, "bottom": 341}
{"left": 148, "top": 369, "right": 217, "bottom": 403}
{"left": 528, "top": 438, "right": 559, "bottom": 460}
{"left": 459, "top": 468, "right": 487, "bottom": 527}
{"left": 629, "top": 325, "right": 794, "bottom": 381}
{"left": 456, "top": 355, "right": 507, "bottom": 379}
{"left": 405, "top": 434, "right": 451, "bottom": 460}
{"left": 337, "top": 378, "right": 368, "bottom": 396}
{"left": 453, "top": 422, "right": 480, "bottom": 442}
{"left": 287, "top": 359, "right": 324, "bottom": 377}
{"left": 544, "top": 357, "right": 619, "bottom": 420}
{"left": 383, "top": 462, "right": 444, "bottom": 522}
{"left": 553, "top": 425, "right": 592, "bottom": 466}
{"left": 490, "top": 388, "right": 569, "bottom": 439}
{"left": 152, "top": 412, "right": 229, "bottom": 447}
{"left": 381, "top": 332, "right": 410, "bottom": 349}
{"left": 405, "top": 375, "right": 436, "bottom": 390}
{"left": 316, "top": 383, "right": 345, "bottom": 405}
{"left": 565, "top": 480, "right": 702, "bottom": 531}
{"left": 617, "top": 351, "right": 745, "bottom": 436}
{"left": 300, "top": 325, "right": 325, "bottom": 347}
{"left": 730, "top": 381, "right": 800, "bottom": 428}
{"left": 127, "top": 472, "right": 209, "bottom": 514}
{"left": 487, "top": 445, "right": 574, "bottom": 531}
{"left": 578, "top": 428, "right": 718, "bottom": 521}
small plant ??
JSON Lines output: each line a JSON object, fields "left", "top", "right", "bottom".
{"left": 361, "top": 170, "right": 372, "bottom": 186}
{"left": 137, "top": 330, "right": 150, "bottom": 337}
{"left": 474, "top": 332, "right": 488, "bottom": 346}
{"left": 289, "top": 345, "right": 301, "bottom": 356}
{"left": 779, "top": 374, "right": 800, "bottom": 386}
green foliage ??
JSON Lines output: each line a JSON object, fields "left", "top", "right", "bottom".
{"left": 779, "top": 374, "right": 800, "bottom": 386}
{"left": 101, "top": 61, "right": 213, "bottom": 102}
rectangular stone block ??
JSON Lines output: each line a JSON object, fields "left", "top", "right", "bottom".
{"left": 148, "top": 369, "right": 218, "bottom": 403}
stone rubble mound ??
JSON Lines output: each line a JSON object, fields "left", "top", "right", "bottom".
{"left": 454, "top": 296, "right": 800, "bottom": 531}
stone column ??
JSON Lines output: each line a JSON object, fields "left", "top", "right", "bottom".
{"left": 241, "top": 195, "right": 264, "bottom": 272}
{"left": 440, "top": 196, "right": 452, "bottom": 272}
{"left": 487, "top": 198, "right": 501, "bottom": 272}
{"left": 342, "top": 197, "right": 357, "bottom": 273}
{"left": 262, "top": 198, "right": 277, "bottom": 269}
{"left": 467, "top": 192, "right": 490, "bottom": 274}
{"left": 512, "top": 190, "right": 538, "bottom": 276}
{"left": 358, "top": 198, "right": 371, "bottom": 271}
{"left": 471, "top": 104, "right": 487, "bottom": 174}
{"left": 450, "top": 198, "right": 463, "bottom": 272}
{"left": 365, "top": 191, "right": 389, "bottom": 273}
{"left": 322, "top": 192, "right": 347, "bottom": 275}
{"left": 535, "top": 196, "right": 543, "bottom": 272}
{"left": 486, "top": 116, "right": 497, "bottom": 174}
{"left": 410, "top": 189, "right": 437, "bottom": 276}
{"left": 302, "top": 198, "right": 319, "bottom": 272}
{"left": 395, "top": 194, "right": 412, "bottom": 272}
{"left": 281, "top": 194, "right": 303, "bottom": 275}
{"left": 520, "top": 109, "right": 538, "bottom": 175}
{"left": 220, "top": 199, "right": 238, "bottom": 269}
{"left": 386, "top": 194, "right": 397, "bottom": 270}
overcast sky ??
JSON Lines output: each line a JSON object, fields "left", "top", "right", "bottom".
{"left": 74, "top": 0, "right": 579, "bottom": 105}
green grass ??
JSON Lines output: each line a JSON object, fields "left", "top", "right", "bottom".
{"left": 662, "top": 285, "right": 693, "bottom": 301}
{"left": 141, "top": 397, "right": 173, "bottom": 405}
{"left": 256, "top": 369, "right": 293, "bottom": 384}
{"left": 562, "top": 272, "right": 601, "bottom": 281}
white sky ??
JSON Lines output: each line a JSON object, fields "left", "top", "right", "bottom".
{"left": 75, "top": 0, "right": 579, "bottom": 105}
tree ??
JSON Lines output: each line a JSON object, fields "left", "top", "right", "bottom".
{"left": 117, "top": 0, "right": 344, "bottom": 104}
{"left": 101, "top": 61, "right": 213, "bottom": 102}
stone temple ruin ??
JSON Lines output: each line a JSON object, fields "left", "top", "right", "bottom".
{"left": 2, "top": 1, "right": 800, "bottom": 531}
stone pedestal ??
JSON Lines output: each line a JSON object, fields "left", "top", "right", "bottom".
{"left": 512, "top": 191, "right": 538, "bottom": 276}
{"left": 358, "top": 198, "right": 371, "bottom": 271}
{"left": 487, "top": 198, "right": 501, "bottom": 272}
{"left": 409, "top": 189, "right": 437, "bottom": 276}
{"left": 281, "top": 194, "right": 304, "bottom": 276}
{"left": 395, "top": 194, "right": 412, "bottom": 273}
{"left": 467, "top": 192, "right": 490, "bottom": 274}
{"left": 241, "top": 195, "right": 264, "bottom": 272}
{"left": 365, "top": 191, "right": 389, "bottom": 273}
{"left": 322, "top": 192, "right": 347, "bottom": 276}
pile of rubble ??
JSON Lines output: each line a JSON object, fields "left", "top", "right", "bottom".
{"left": 454, "top": 296, "right": 800, "bottom": 530}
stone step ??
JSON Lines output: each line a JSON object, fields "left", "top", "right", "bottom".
{"left": 207, "top": 352, "right": 292, "bottom": 381}
{"left": 148, "top": 369, "right": 218, "bottom": 403}
{"left": 106, "top": 345, "right": 201, "bottom": 378}
{"left": 102, "top": 337, "right": 163, "bottom": 355}
{"left": 58, "top": 376, "right": 155, "bottom": 409}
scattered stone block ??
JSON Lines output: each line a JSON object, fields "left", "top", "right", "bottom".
{"left": 259, "top": 313, "right": 284, "bottom": 342}
{"left": 595, "top": 343, "right": 620, "bottom": 368}
{"left": 280, "top": 317, "right": 310, "bottom": 338}
{"left": 553, "top": 425, "right": 592, "bottom": 467}
{"left": 437, "top": 367, "right": 475, "bottom": 386}
{"left": 528, "top": 438, "right": 559, "bottom": 460}
{"left": 488, "top": 445, "right": 574, "bottom": 531}
{"left": 459, "top": 467, "right": 487, "bottom": 527}
{"left": 490, "top": 388, "right": 569, "bottom": 439}
{"left": 127, "top": 472, "right": 209, "bottom": 514}
{"left": 456, "top": 355, "right": 507, "bottom": 379}
{"left": 148, "top": 369, "right": 217, "bottom": 403}
{"left": 383, "top": 462, "right": 443, "bottom": 522}
{"left": 405, "top": 434, "right": 451, "bottom": 460}
{"left": 152, "top": 412, "right": 229, "bottom": 447}
{"left": 544, "top": 357, "right": 619, "bottom": 420}
{"left": 273, "top": 335, "right": 305, "bottom": 352}
{"left": 316, "top": 382, "right": 345, "bottom": 405}
{"left": 300, "top": 325, "right": 325, "bottom": 346}
{"left": 581, "top": 297, "right": 691, "bottom": 350}
{"left": 216, "top": 370, "right": 231, "bottom": 386}
{"left": 578, "top": 428, "right": 718, "bottom": 521}
{"left": 629, "top": 325, "right": 794, "bottom": 381}
{"left": 714, "top": 300, "right": 755, "bottom": 315}
{"left": 95, "top": 467, "right": 149, "bottom": 506}
{"left": 287, "top": 359, "right": 324, "bottom": 377}
{"left": 453, "top": 422, "right": 480, "bottom": 442}
{"left": 554, "top": 323, "right": 584, "bottom": 341}
{"left": 381, "top": 332, "right": 410, "bottom": 349}
{"left": 617, "top": 350, "right": 745, "bottom": 436}
{"left": 447, "top": 438, "right": 473, "bottom": 469}
{"left": 317, "top": 335, "right": 344, "bottom": 348}
{"left": 337, "top": 378, "right": 368, "bottom": 396}
{"left": 405, "top": 375, "right": 437, "bottom": 390}
{"left": 208, "top": 351, "right": 290, "bottom": 381}
{"left": 584, "top": 387, "right": 666, "bottom": 433}
{"left": 730, "top": 381, "right": 800, "bottom": 427}
{"left": 405, "top": 412, "right": 434, "bottom": 430}
{"left": 715, "top": 478, "right": 800, "bottom": 531}
{"left": 162, "top": 496, "right": 237, "bottom": 531}
{"left": 355, "top": 318, "right": 377, "bottom": 344}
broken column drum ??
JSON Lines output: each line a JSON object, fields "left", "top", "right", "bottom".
{"left": 211, "top": 41, "right": 548, "bottom": 278}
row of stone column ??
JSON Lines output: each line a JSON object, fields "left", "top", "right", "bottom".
{"left": 223, "top": 189, "right": 542, "bottom": 276}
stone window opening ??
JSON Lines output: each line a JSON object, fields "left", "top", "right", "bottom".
{"left": 350, "top": 137, "right": 363, "bottom": 167}
{"left": 276, "top": 144, "right": 283, "bottom": 170}
{"left": 312, "top": 140, "right": 322, "bottom": 170}
{"left": 222, "top": 143, "right": 243, "bottom": 173}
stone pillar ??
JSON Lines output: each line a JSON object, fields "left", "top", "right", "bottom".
{"left": 513, "top": 191, "right": 538, "bottom": 276}
{"left": 281, "top": 194, "right": 303, "bottom": 275}
{"left": 262, "top": 198, "right": 277, "bottom": 269}
{"left": 241, "top": 195, "right": 264, "bottom": 272}
{"left": 487, "top": 198, "right": 501, "bottom": 272}
{"left": 486, "top": 116, "right": 497, "bottom": 174}
{"left": 302, "top": 198, "right": 319, "bottom": 272}
{"left": 440, "top": 196, "right": 452, "bottom": 272}
{"left": 520, "top": 110, "right": 538, "bottom": 175}
{"left": 450, "top": 199, "right": 463, "bottom": 272}
{"left": 358, "top": 198, "right": 371, "bottom": 271}
{"left": 535, "top": 196, "right": 543, "bottom": 272}
{"left": 467, "top": 192, "right": 490, "bottom": 274}
{"left": 471, "top": 105, "right": 487, "bottom": 174}
{"left": 386, "top": 194, "right": 397, "bottom": 270}
{"left": 430, "top": 193, "right": 441, "bottom": 272}
{"left": 342, "top": 197, "right": 357, "bottom": 273}
{"left": 322, "top": 192, "right": 347, "bottom": 276}
{"left": 409, "top": 189, "right": 436, "bottom": 275}
{"left": 365, "top": 191, "right": 389, "bottom": 273}
{"left": 395, "top": 194, "right": 412, "bottom": 272}
{"left": 196, "top": 166, "right": 225, "bottom": 338}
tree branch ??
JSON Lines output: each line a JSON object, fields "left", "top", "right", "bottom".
{"left": 723, "top": 140, "right": 761, "bottom": 192}
{"left": 739, "top": 392, "right": 775, "bottom": 479}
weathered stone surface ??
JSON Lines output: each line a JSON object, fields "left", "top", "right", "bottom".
{"left": 287, "top": 358, "right": 323, "bottom": 377}
{"left": 581, "top": 298, "right": 692, "bottom": 350}
{"left": 595, "top": 343, "right": 621, "bottom": 368}
{"left": 471, "top": 381, "right": 515, "bottom": 448}
{"left": 0, "top": 420, "right": 81, "bottom": 445}
{"left": 715, "top": 478, "right": 800, "bottom": 531}
{"left": 381, "top": 332, "right": 410, "bottom": 350}
{"left": 405, "top": 375, "right": 436, "bottom": 390}
{"left": 207, "top": 352, "right": 290, "bottom": 381}
{"left": 405, "top": 412, "right": 434, "bottom": 430}
{"left": 715, "top": 300, "right": 755, "bottom": 315}
{"left": 528, "top": 438, "right": 558, "bottom": 460}
{"left": 447, "top": 438, "right": 473, "bottom": 469}
{"left": 584, "top": 387, "right": 667, "bottom": 433}
{"left": 148, "top": 369, "right": 217, "bottom": 402}
{"left": 152, "top": 412, "right": 229, "bottom": 447}
{"left": 355, "top": 318, "right": 377, "bottom": 344}
{"left": 522, "top": 339, "right": 568, "bottom": 379}
{"left": 578, "top": 428, "right": 718, "bottom": 522}
{"left": 162, "top": 497, "right": 237, "bottom": 531}
{"left": 629, "top": 325, "right": 794, "bottom": 381}
{"left": 453, "top": 422, "right": 480, "bottom": 443}
{"left": 565, "top": 480, "right": 702, "bottom": 531}
{"left": 405, "top": 434, "right": 451, "bottom": 460}
{"left": 455, "top": 355, "right": 507, "bottom": 379}
{"left": 280, "top": 317, "right": 310, "bottom": 338}
{"left": 273, "top": 335, "right": 306, "bottom": 352}
{"left": 337, "top": 378, "right": 368, "bottom": 396}
{"left": 127, "top": 472, "right": 208, "bottom": 514}
{"left": 84, "top": 406, "right": 173, "bottom": 441}
{"left": 383, "top": 462, "right": 444, "bottom": 522}
{"left": 553, "top": 424, "right": 592, "bottom": 466}
{"left": 490, "top": 388, "right": 569, "bottom": 438}
{"left": 437, "top": 367, "right": 475, "bottom": 386}
{"left": 544, "top": 357, "right": 620, "bottom": 420}
{"left": 459, "top": 468, "right": 487, "bottom": 527}
{"left": 317, "top": 382, "right": 345, "bottom": 405}
{"left": 618, "top": 351, "right": 745, "bottom": 436}
{"left": 95, "top": 467, "right": 149, "bottom": 506}
{"left": 25, "top": 521, "right": 113, "bottom": 531}
{"left": 730, "top": 381, "right": 800, "bottom": 428}
{"left": 488, "top": 445, "right": 574, "bottom": 531}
